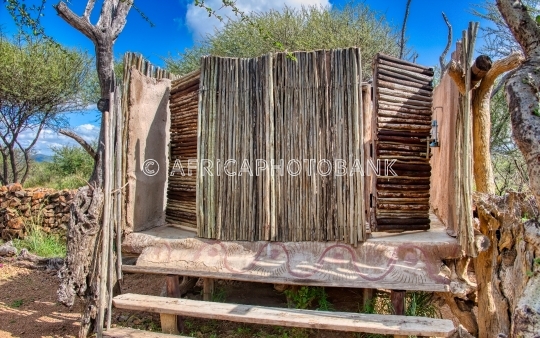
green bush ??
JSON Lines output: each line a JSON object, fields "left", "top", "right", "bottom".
{"left": 166, "top": 3, "right": 404, "bottom": 79}
{"left": 25, "top": 143, "right": 95, "bottom": 189}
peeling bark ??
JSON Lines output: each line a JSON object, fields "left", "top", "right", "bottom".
{"left": 475, "top": 192, "right": 539, "bottom": 338}
{"left": 54, "top": 1, "right": 131, "bottom": 337}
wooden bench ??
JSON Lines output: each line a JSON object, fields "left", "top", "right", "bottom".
{"left": 113, "top": 293, "right": 456, "bottom": 337}
{"left": 103, "top": 327, "right": 190, "bottom": 337}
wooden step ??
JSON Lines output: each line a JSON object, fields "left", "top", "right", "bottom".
{"left": 113, "top": 293, "right": 456, "bottom": 337}
{"left": 103, "top": 327, "right": 189, "bottom": 337}
{"left": 123, "top": 264, "right": 451, "bottom": 292}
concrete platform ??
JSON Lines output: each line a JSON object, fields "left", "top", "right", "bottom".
{"left": 122, "top": 213, "right": 459, "bottom": 292}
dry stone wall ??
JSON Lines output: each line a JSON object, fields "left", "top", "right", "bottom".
{"left": 0, "top": 183, "right": 75, "bottom": 240}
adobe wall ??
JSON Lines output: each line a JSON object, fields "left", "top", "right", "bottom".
{"left": 124, "top": 69, "right": 172, "bottom": 232}
{"left": 430, "top": 73, "right": 460, "bottom": 235}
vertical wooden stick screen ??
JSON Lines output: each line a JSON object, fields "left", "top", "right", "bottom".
{"left": 197, "top": 48, "right": 365, "bottom": 244}
{"left": 371, "top": 53, "right": 434, "bottom": 231}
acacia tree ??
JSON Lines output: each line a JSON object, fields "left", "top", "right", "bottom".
{"left": 0, "top": 33, "right": 92, "bottom": 185}
{"left": 167, "top": 4, "right": 404, "bottom": 78}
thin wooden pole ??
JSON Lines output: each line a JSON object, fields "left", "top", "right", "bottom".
{"left": 97, "top": 106, "right": 112, "bottom": 335}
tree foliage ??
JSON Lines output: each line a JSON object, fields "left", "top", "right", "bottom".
{"left": 166, "top": 3, "right": 404, "bottom": 79}
{"left": 490, "top": 89, "right": 529, "bottom": 195}
{"left": 472, "top": 0, "right": 540, "bottom": 58}
{"left": 0, "top": 33, "right": 93, "bottom": 185}
{"left": 25, "top": 144, "right": 96, "bottom": 189}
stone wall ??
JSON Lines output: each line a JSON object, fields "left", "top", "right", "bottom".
{"left": 0, "top": 184, "right": 75, "bottom": 240}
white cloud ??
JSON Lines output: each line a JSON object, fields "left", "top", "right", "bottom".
{"left": 185, "top": 0, "right": 331, "bottom": 40}
{"left": 18, "top": 124, "right": 100, "bottom": 156}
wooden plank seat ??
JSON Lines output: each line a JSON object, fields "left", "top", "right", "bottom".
{"left": 103, "top": 327, "right": 190, "bottom": 337}
{"left": 113, "top": 293, "right": 456, "bottom": 337}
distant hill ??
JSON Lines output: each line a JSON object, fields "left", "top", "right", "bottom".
{"left": 32, "top": 154, "right": 53, "bottom": 163}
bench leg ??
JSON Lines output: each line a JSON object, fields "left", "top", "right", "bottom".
{"left": 391, "top": 290, "right": 407, "bottom": 338}
{"left": 160, "top": 275, "right": 181, "bottom": 334}
{"left": 203, "top": 278, "right": 214, "bottom": 301}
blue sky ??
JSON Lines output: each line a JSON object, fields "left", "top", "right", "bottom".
{"left": 0, "top": 0, "right": 490, "bottom": 155}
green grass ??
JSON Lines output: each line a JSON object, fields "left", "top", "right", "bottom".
{"left": 283, "top": 286, "right": 333, "bottom": 311}
{"left": 10, "top": 299, "right": 24, "bottom": 308}
{"left": 357, "top": 291, "right": 440, "bottom": 338}
{"left": 13, "top": 221, "right": 66, "bottom": 258}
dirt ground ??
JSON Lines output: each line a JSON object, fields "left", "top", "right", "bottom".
{"left": 0, "top": 261, "right": 458, "bottom": 338}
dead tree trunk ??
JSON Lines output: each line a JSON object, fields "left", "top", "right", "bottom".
{"left": 54, "top": 1, "right": 132, "bottom": 337}
{"left": 448, "top": 52, "right": 523, "bottom": 194}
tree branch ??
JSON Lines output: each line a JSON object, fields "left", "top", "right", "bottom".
{"left": 59, "top": 129, "right": 97, "bottom": 159}
{"left": 448, "top": 59, "right": 466, "bottom": 94}
{"left": 399, "top": 0, "right": 413, "bottom": 59}
{"left": 491, "top": 72, "right": 513, "bottom": 99}
{"left": 478, "top": 51, "right": 524, "bottom": 98}
{"left": 83, "top": 0, "right": 96, "bottom": 21}
{"left": 96, "top": 0, "right": 114, "bottom": 31}
{"left": 54, "top": 2, "right": 97, "bottom": 43}
{"left": 439, "top": 12, "right": 452, "bottom": 80}
{"left": 496, "top": 0, "right": 540, "bottom": 58}
{"left": 111, "top": 1, "right": 133, "bottom": 40}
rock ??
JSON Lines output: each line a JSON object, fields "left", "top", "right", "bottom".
{"left": 0, "top": 241, "right": 17, "bottom": 257}
{"left": 7, "top": 183, "right": 23, "bottom": 192}
{"left": 7, "top": 218, "right": 24, "bottom": 230}
{"left": 14, "top": 190, "right": 26, "bottom": 198}
{"left": 9, "top": 199, "right": 21, "bottom": 208}
{"left": 32, "top": 192, "right": 45, "bottom": 200}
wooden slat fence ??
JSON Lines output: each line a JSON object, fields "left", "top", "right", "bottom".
{"left": 197, "top": 49, "right": 365, "bottom": 244}
{"left": 371, "top": 53, "right": 434, "bottom": 231}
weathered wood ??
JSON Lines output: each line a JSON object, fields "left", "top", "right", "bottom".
{"left": 167, "top": 70, "right": 200, "bottom": 231}
{"left": 378, "top": 53, "right": 434, "bottom": 72}
{"left": 104, "top": 327, "right": 191, "bottom": 337}
{"left": 113, "top": 294, "right": 456, "bottom": 336}
{"left": 160, "top": 275, "right": 180, "bottom": 334}
{"left": 391, "top": 290, "right": 407, "bottom": 338}
{"left": 376, "top": 218, "right": 430, "bottom": 225}
{"left": 203, "top": 278, "right": 214, "bottom": 302}
{"left": 372, "top": 54, "right": 432, "bottom": 233}
{"left": 196, "top": 49, "right": 364, "bottom": 243}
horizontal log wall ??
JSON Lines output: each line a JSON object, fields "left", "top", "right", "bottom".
{"left": 197, "top": 49, "right": 365, "bottom": 244}
{"left": 166, "top": 71, "right": 200, "bottom": 229}
{"left": 372, "top": 53, "right": 434, "bottom": 232}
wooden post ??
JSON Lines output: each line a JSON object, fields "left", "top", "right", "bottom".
{"left": 391, "top": 290, "right": 407, "bottom": 338}
{"left": 362, "top": 288, "right": 374, "bottom": 310}
{"left": 160, "top": 275, "right": 180, "bottom": 334}
{"left": 203, "top": 278, "right": 215, "bottom": 301}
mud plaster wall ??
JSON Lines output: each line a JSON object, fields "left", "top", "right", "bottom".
{"left": 430, "top": 73, "right": 459, "bottom": 235}
{"left": 125, "top": 69, "right": 172, "bottom": 232}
